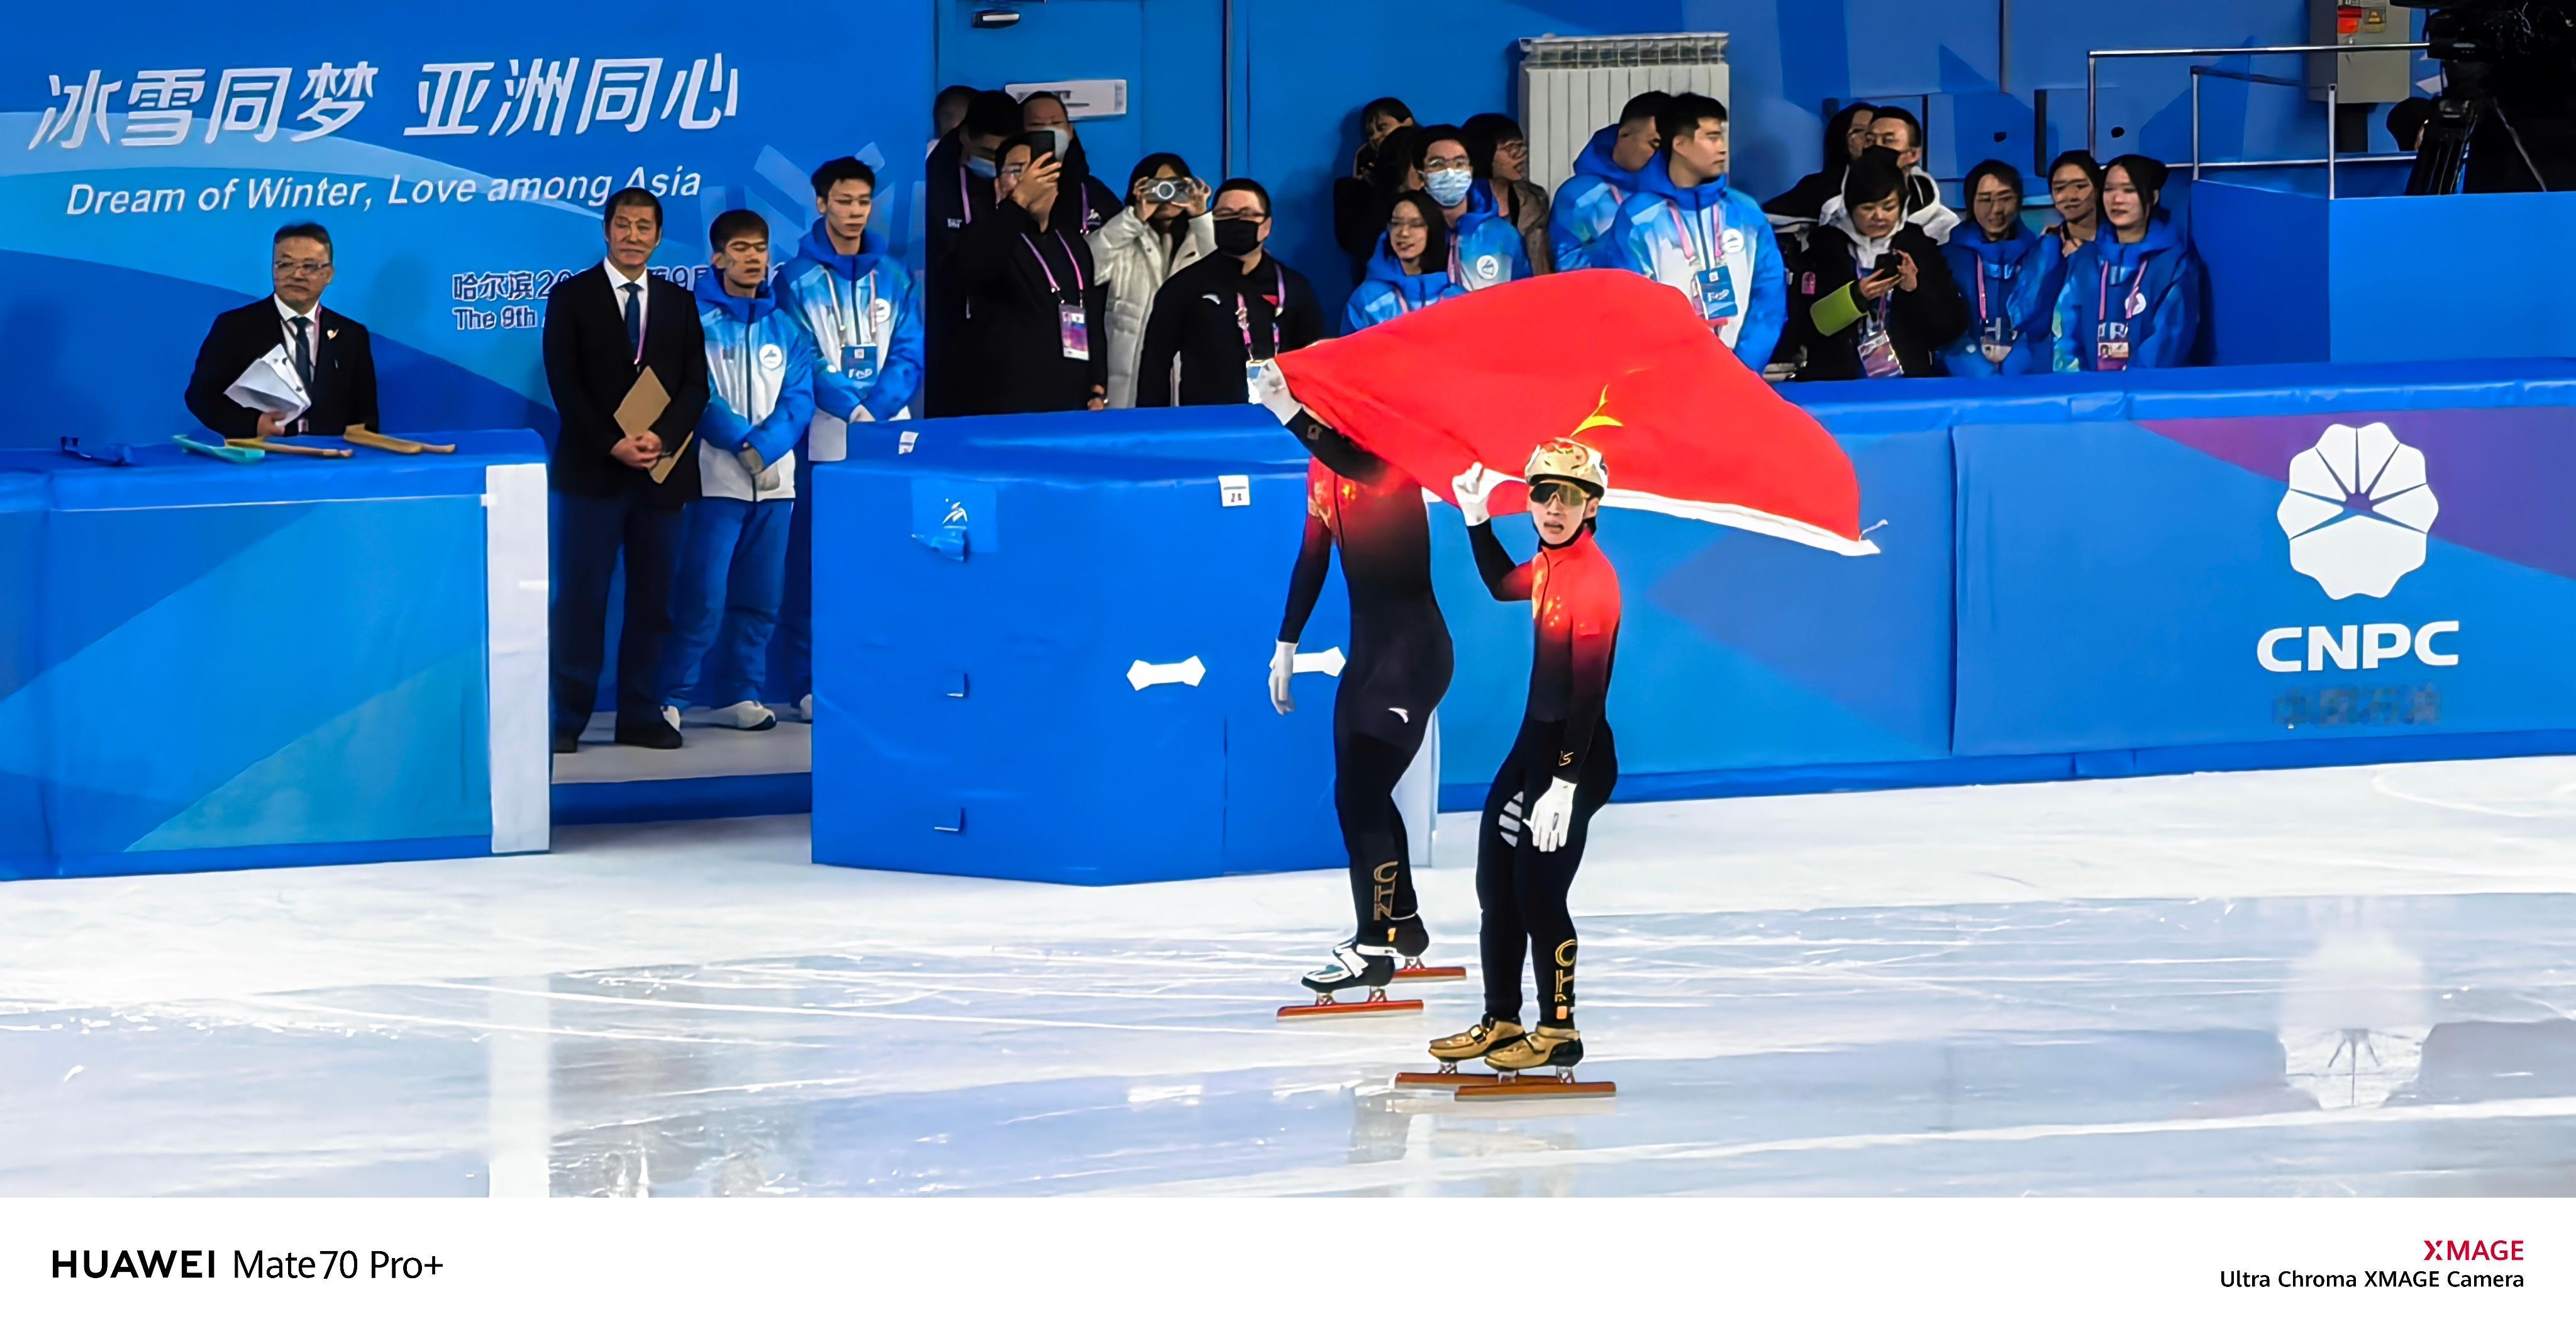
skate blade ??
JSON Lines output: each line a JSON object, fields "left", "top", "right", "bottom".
{"left": 1455, "top": 1078, "right": 1616, "bottom": 1100}
{"left": 1276, "top": 997, "right": 1424, "bottom": 1021}
{"left": 1387, "top": 965, "right": 1467, "bottom": 984}
{"left": 1394, "top": 1071, "right": 1500, "bottom": 1088}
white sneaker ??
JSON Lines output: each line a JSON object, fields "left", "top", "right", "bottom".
{"left": 660, "top": 704, "right": 682, "bottom": 732}
{"left": 708, "top": 699, "right": 777, "bottom": 732}
{"left": 798, "top": 693, "right": 815, "bottom": 723}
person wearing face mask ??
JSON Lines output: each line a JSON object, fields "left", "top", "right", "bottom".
{"left": 1938, "top": 160, "right": 2058, "bottom": 377}
{"left": 1762, "top": 102, "right": 1877, "bottom": 227}
{"left": 1549, "top": 91, "right": 1670, "bottom": 273}
{"left": 924, "top": 90, "right": 1026, "bottom": 417}
{"left": 1788, "top": 148, "right": 1965, "bottom": 381}
{"left": 2053, "top": 155, "right": 2201, "bottom": 373}
{"left": 1417, "top": 125, "right": 1532, "bottom": 294}
{"left": 1336, "top": 97, "right": 1418, "bottom": 280}
{"left": 1464, "top": 112, "right": 1553, "bottom": 276}
{"left": 1344, "top": 191, "right": 1461, "bottom": 332}
{"left": 943, "top": 133, "right": 1109, "bottom": 413}
{"left": 1019, "top": 91, "right": 1122, "bottom": 236}
{"left": 1433, "top": 445, "right": 1622, "bottom": 1081}
{"left": 1089, "top": 152, "right": 1216, "bottom": 409}
{"left": 1606, "top": 92, "right": 1788, "bottom": 369}
{"left": 2041, "top": 151, "right": 2104, "bottom": 260}
{"left": 1133, "top": 178, "right": 1326, "bottom": 407}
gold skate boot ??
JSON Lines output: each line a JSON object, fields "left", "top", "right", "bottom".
{"left": 1484, "top": 1024, "right": 1584, "bottom": 1074}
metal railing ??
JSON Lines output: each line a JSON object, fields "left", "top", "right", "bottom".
{"left": 2090, "top": 43, "right": 2429, "bottom": 199}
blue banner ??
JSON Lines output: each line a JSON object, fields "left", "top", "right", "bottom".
{"left": 3, "top": 6, "right": 930, "bottom": 447}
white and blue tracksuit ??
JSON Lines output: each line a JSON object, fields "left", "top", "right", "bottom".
{"left": 774, "top": 219, "right": 923, "bottom": 457}
{"left": 1547, "top": 125, "right": 1648, "bottom": 272}
{"left": 1939, "top": 224, "right": 2062, "bottom": 377}
{"left": 661, "top": 269, "right": 815, "bottom": 710}
{"left": 772, "top": 220, "right": 922, "bottom": 705}
{"left": 2051, "top": 210, "right": 2202, "bottom": 373}
{"left": 1446, "top": 182, "right": 1533, "bottom": 293}
{"left": 1343, "top": 235, "right": 1463, "bottom": 332}
{"left": 1604, "top": 153, "right": 1788, "bottom": 369}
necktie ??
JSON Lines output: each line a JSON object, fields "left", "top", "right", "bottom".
{"left": 289, "top": 315, "right": 314, "bottom": 398}
{"left": 621, "top": 282, "right": 643, "bottom": 362}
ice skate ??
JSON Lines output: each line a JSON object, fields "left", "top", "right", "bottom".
{"left": 1395, "top": 1018, "right": 1523, "bottom": 1087}
{"left": 1379, "top": 913, "right": 1466, "bottom": 984}
{"left": 1459, "top": 1025, "right": 1615, "bottom": 1100}
{"left": 1276, "top": 940, "right": 1421, "bottom": 1020}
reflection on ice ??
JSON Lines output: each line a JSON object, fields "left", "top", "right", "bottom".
{"left": 4, "top": 757, "right": 2575, "bottom": 1196}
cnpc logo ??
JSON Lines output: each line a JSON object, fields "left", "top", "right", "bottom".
{"left": 2259, "top": 621, "right": 2458, "bottom": 674}
{"left": 2259, "top": 423, "right": 2458, "bottom": 675}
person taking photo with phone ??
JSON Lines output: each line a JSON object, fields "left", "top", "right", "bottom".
{"left": 943, "top": 132, "right": 1109, "bottom": 413}
{"left": 1788, "top": 147, "right": 1965, "bottom": 381}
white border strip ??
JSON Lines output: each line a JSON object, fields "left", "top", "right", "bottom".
{"left": 1602, "top": 487, "right": 1881, "bottom": 555}
{"left": 483, "top": 463, "right": 550, "bottom": 854}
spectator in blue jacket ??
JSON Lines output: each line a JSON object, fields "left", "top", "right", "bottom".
{"left": 1605, "top": 91, "right": 1787, "bottom": 369}
{"left": 1548, "top": 92, "right": 1668, "bottom": 272}
{"left": 1345, "top": 191, "right": 1462, "bottom": 332}
{"left": 2053, "top": 155, "right": 2201, "bottom": 373}
{"left": 1416, "top": 125, "right": 1531, "bottom": 292}
{"left": 662, "top": 210, "right": 815, "bottom": 735}
{"left": 1940, "top": 160, "right": 2059, "bottom": 377}
{"left": 773, "top": 156, "right": 923, "bottom": 720}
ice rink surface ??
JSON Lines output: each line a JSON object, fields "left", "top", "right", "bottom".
{"left": 3, "top": 757, "right": 2572, "bottom": 1198}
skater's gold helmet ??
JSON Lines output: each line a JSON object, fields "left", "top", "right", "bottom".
{"left": 1524, "top": 440, "right": 1609, "bottom": 499}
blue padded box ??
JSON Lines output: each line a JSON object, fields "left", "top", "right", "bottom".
{"left": 811, "top": 428, "right": 1347, "bottom": 885}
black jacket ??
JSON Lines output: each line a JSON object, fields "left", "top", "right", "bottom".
{"left": 540, "top": 264, "right": 711, "bottom": 503}
{"left": 184, "top": 299, "right": 379, "bottom": 439}
{"left": 1133, "top": 251, "right": 1327, "bottom": 408}
{"left": 1788, "top": 223, "right": 1965, "bottom": 381}
{"left": 943, "top": 198, "right": 1111, "bottom": 415}
{"left": 924, "top": 131, "right": 976, "bottom": 417}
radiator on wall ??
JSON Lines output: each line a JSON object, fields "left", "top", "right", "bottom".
{"left": 1518, "top": 33, "right": 1731, "bottom": 196}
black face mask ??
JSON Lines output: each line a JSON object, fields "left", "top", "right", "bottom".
{"left": 1213, "top": 218, "right": 1263, "bottom": 256}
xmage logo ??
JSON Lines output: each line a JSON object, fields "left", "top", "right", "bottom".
{"left": 2276, "top": 423, "right": 2440, "bottom": 599}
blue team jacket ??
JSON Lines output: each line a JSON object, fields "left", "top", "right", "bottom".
{"left": 1939, "top": 223, "right": 2061, "bottom": 377}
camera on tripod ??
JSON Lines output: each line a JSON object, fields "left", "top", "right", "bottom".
{"left": 2406, "top": 0, "right": 2576, "bottom": 192}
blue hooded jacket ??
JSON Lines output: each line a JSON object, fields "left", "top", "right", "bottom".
{"left": 1446, "top": 182, "right": 1533, "bottom": 292}
{"left": 2052, "top": 210, "right": 2201, "bottom": 373}
{"left": 1938, "top": 223, "right": 2061, "bottom": 377}
{"left": 773, "top": 218, "right": 923, "bottom": 435}
{"left": 1343, "top": 235, "right": 1463, "bottom": 332}
{"left": 689, "top": 267, "right": 815, "bottom": 500}
{"left": 1548, "top": 125, "right": 1648, "bottom": 272}
{"left": 1605, "top": 152, "right": 1787, "bottom": 369}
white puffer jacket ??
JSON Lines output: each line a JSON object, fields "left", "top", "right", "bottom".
{"left": 1088, "top": 207, "right": 1216, "bottom": 408}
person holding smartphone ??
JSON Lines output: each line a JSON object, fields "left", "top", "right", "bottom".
{"left": 941, "top": 133, "right": 1109, "bottom": 413}
{"left": 1090, "top": 152, "right": 1214, "bottom": 408}
{"left": 1787, "top": 147, "right": 1965, "bottom": 381}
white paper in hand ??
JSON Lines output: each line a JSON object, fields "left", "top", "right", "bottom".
{"left": 225, "top": 344, "right": 311, "bottom": 425}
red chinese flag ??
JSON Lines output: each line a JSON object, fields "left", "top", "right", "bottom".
{"left": 1277, "top": 269, "right": 1874, "bottom": 554}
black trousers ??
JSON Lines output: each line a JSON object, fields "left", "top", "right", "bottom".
{"left": 1334, "top": 732, "right": 1422, "bottom": 938}
{"left": 1475, "top": 719, "right": 1617, "bottom": 1027}
{"left": 552, "top": 487, "right": 682, "bottom": 737}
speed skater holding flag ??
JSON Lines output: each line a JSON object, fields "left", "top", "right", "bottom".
{"left": 1262, "top": 267, "right": 1875, "bottom": 1083}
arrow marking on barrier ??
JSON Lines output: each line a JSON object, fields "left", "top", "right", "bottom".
{"left": 1127, "top": 656, "right": 1208, "bottom": 690}
{"left": 1293, "top": 647, "right": 1346, "bottom": 677}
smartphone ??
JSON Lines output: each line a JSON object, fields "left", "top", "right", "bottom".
{"left": 1872, "top": 253, "right": 1904, "bottom": 277}
{"left": 1034, "top": 127, "right": 1069, "bottom": 160}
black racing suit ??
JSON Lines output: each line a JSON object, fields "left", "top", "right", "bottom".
{"left": 1279, "top": 413, "right": 1454, "bottom": 943}
{"left": 1467, "top": 520, "right": 1621, "bottom": 1029}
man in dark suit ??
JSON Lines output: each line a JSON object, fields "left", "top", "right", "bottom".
{"left": 184, "top": 221, "right": 379, "bottom": 438}
{"left": 543, "top": 187, "right": 710, "bottom": 754}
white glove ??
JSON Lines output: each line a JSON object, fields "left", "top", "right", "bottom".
{"left": 1269, "top": 640, "right": 1297, "bottom": 715}
{"left": 851, "top": 403, "right": 875, "bottom": 424}
{"left": 738, "top": 445, "right": 767, "bottom": 479}
{"left": 1252, "top": 359, "right": 1306, "bottom": 426}
{"left": 1452, "top": 462, "right": 1494, "bottom": 526}
{"left": 1528, "top": 777, "right": 1578, "bottom": 852}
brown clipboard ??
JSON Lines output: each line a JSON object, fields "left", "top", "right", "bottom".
{"left": 614, "top": 366, "right": 694, "bottom": 484}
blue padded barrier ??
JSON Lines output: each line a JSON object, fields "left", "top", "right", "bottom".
{"left": 2, "top": 430, "right": 545, "bottom": 880}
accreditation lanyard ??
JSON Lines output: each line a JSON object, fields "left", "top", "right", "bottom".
{"left": 1663, "top": 200, "right": 1720, "bottom": 269}
{"left": 2098, "top": 252, "right": 2150, "bottom": 331}
{"left": 1231, "top": 268, "right": 1289, "bottom": 357}
{"left": 958, "top": 163, "right": 975, "bottom": 225}
{"left": 1021, "top": 231, "right": 1089, "bottom": 299}
{"left": 833, "top": 270, "right": 878, "bottom": 347}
